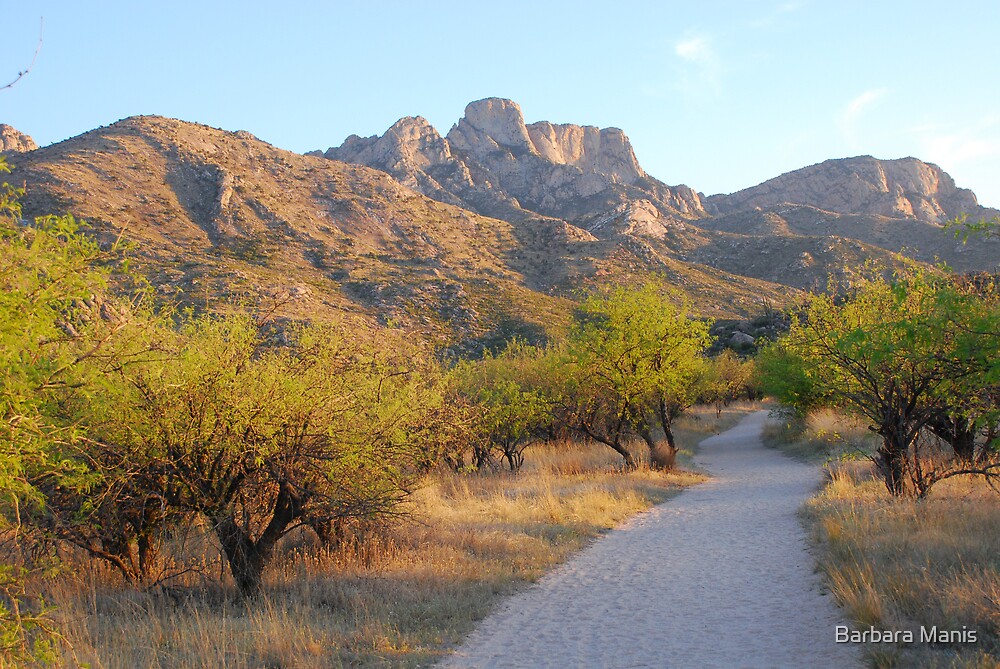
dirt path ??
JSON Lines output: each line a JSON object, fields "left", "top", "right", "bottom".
{"left": 439, "top": 410, "right": 862, "bottom": 668}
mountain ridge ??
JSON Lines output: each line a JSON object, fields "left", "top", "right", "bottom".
{"left": 5, "top": 106, "right": 998, "bottom": 354}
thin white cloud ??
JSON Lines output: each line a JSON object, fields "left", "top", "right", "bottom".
{"left": 675, "top": 35, "right": 713, "bottom": 63}
{"left": 898, "top": 115, "right": 1000, "bottom": 205}
{"left": 748, "top": 1, "right": 804, "bottom": 29}
{"left": 912, "top": 115, "right": 1000, "bottom": 167}
{"left": 838, "top": 88, "right": 889, "bottom": 149}
{"left": 673, "top": 32, "right": 722, "bottom": 102}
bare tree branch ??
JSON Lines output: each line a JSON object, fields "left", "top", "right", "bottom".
{"left": 2, "top": 18, "right": 44, "bottom": 91}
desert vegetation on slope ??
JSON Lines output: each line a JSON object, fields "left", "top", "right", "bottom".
{"left": 764, "top": 411, "right": 999, "bottom": 668}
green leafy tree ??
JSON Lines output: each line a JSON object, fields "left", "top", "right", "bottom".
{"left": 79, "top": 313, "right": 451, "bottom": 597}
{"left": 0, "top": 156, "right": 116, "bottom": 664}
{"left": 763, "top": 269, "right": 999, "bottom": 495}
{"left": 453, "top": 340, "right": 549, "bottom": 472}
{"left": 946, "top": 212, "right": 1000, "bottom": 242}
{"left": 557, "top": 283, "right": 711, "bottom": 469}
{"left": 699, "top": 350, "right": 754, "bottom": 417}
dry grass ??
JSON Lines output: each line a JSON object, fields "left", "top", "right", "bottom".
{"left": 761, "top": 406, "right": 879, "bottom": 462}
{"left": 40, "top": 405, "right": 753, "bottom": 668}
{"left": 769, "top": 408, "right": 1000, "bottom": 668}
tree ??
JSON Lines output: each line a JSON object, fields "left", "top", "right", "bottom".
{"left": 2, "top": 19, "right": 43, "bottom": 91}
{"left": 77, "top": 313, "right": 452, "bottom": 598}
{"left": 947, "top": 212, "right": 1000, "bottom": 242}
{"left": 453, "top": 340, "right": 549, "bottom": 472}
{"left": 762, "top": 269, "right": 1000, "bottom": 496}
{"left": 699, "top": 350, "right": 753, "bottom": 418}
{"left": 0, "top": 155, "right": 124, "bottom": 664}
{"left": 556, "top": 283, "right": 711, "bottom": 469}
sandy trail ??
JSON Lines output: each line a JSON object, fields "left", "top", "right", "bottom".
{"left": 439, "top": 410, "right": 861, "bottom": 668}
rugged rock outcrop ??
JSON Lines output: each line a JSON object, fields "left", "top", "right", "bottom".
{"left": 323, "top": 116, "right": 471, "bottom": 206}
{"left": 0, "top": 124, "right": 37, "bottom": 153}
{"left": 706, "top": 156, "right": 982, "bottom": 224}
{"left": 317, "top": 97, "right": 706, "bottom": 233}
{"left": 526, "top": 122, "right": 644, "bottom": 183}
{"left": 449, "top": 98, "right": 536, "bottom": 159}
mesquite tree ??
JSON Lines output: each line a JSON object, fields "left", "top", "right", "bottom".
{"left": 556, "top": 283, "right": 711, "bottom": 469}
{"left": 761, "top": 269, "right": 999, "bottom": 496}
{"left": 453, "top": 340, "right": 549, "bottom": 472}
{"left": 78, "top": 314, "right": 452, "bottom": 597}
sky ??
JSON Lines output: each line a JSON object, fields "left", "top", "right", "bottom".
{"left": 4, "top": 1, "right": 1000, "bottom": 206}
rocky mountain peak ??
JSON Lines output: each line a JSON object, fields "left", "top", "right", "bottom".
{"left": 318, "top": 98, "right": 703, "bottom": 233}
{"left": 327, "top": 116, "right": 452, "bottom": 171}
{"left": 447, "top": 97, "right": 536, "bottom": 158}
{"left": 526, "top": 122, "right": 645, "bottom": 184}
{"left": 707, "top": 155, "right": 980, "bottom": 224}
{"left": 0, "top": 124, "right": 38, "bottom": 153}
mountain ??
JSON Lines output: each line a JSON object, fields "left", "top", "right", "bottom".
{"left": 7, "top": 105, "right": 998, "bottom": 355}
{"left": 320, "top": 100, "right": 1000, "bottom": 279}
{"left": 702, "top": 156, "right": 1000, "bottom": 273}
{"left": 705, "top": 156, "right": 983, "bottom": 223}
{"left": 9, "top": 116, "right": 581, "bottom": 353}
{"left": 0, "top": 124, "right": 37, "bottom": 153}
{"left": 317, "top": 98, "right": 705, "bottom": 236}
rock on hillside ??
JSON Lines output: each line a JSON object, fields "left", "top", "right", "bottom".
{"left": 0, "top": 124, "right": 37, "bottom": 153}
{"left": 320, "top": 97, "right": 705, "bottom": 234}
{"left": 706, "top": 156, "right": 984, "bottom": 224}
{"left": 10, "top": 115, "right": 582, "bottom": 352}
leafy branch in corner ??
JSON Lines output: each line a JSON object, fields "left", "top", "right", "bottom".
{"left": 945, "top": 212, "right": 1000, "bottom": 243}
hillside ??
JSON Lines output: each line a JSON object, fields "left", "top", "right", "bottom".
{"left": 317, "top": 98, "right": 998, "bottom": 292}
{"left": 8, "top": 116, "right": 798, "bottom": 356}
{"left": 9, "top": 116, "right": 579, "bottom": 352}
{"left": 7, "top": 105, "right": 997, "bottom": 355}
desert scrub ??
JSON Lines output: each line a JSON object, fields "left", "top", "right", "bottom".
{"left": 772, "top": 409, "right": 999, "bottom": 667}
{"left": 44, "top": 406, "right": 749, "bottom": 668}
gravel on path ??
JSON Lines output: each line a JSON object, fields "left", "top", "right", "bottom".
{"left": 439, "top": 410, "right": 862, "bottom": 669}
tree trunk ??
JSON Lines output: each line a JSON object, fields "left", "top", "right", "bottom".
{"left": 637, "top": 425, "right": 657, "bottom": 452}
{"left": 656, "top": 399, "right": 678, "bottom": 453}
{"left": 215, "top": 516, "right": 268, "bottom": 598}
{"left": 311, "top": 518, "right": 346, "bottom": 548}
{"left": 597, "top": 434, "right": 637, "bottom": 470}
{"left": 211, "top": 483, "right": 301, "bottom": 598}
{"left": 926, "top": 413, "right": 977, "bottom": 462}
{"left": 620, "top": 448, "right": 638, "bottom": 470}
{"left": 874, "top": 436, "right": 907, "bottom": 496}
{"left": 637, "top": 424, "right": 676, "bottom": 471}
{"left": 576, "top": 421, "right": 637, "bottom": 470}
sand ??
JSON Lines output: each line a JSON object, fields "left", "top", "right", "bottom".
{"left": 439, "top": 410, "right": 862, "bottom": 668}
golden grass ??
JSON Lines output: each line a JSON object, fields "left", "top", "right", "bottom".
{"left": 771, "top": 409, "right": 1000, "bottom": 668}
{"left": 761, "top": 406, "right": 879, "bottom": 462}
{"left": 42, "top": 405, "right": 753, "bottom": 668}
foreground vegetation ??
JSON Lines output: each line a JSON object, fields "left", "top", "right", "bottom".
{"left": 0, "top": 154, "right": 760, "bottom": 666}
{"left": 32, "top": 407, "right": 743, "bottom": 668}
{"left": 759, "top": 266, "right": 1000, "bottom": 497}
{"left": 765, "top": 410, "right": 1000, "bottom": 668}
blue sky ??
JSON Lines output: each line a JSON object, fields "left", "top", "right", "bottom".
{"left": 4, "top": 1, "right": 1000, "bottom": 207}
